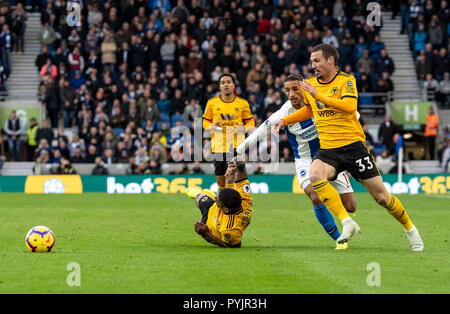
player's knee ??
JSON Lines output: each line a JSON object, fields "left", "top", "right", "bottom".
{"left": 309, "top": 193, "right": 322, "bottom": 206}
{"left": 309, "top": 171, "right": 324, "bottom": 184}
{"left": 374, "top": 192, "right": 390, "bottom": 207}
{"left": 344, "top": 198, "right": 357, "bottom": 213}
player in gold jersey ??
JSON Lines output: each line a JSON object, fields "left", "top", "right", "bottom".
{"left": 273, "top": 44, "right": 423, "bottom": 251}
{"left": 202, "top": 74, "right": 255, "bottom": 190}
{"left": 186, "top": 158, "right": 253, "bottom": 248}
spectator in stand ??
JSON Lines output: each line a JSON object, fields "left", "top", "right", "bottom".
{"left": 0, "top": 136, "right": 6, "bottom": 169}
{"left": 376, "top": 49, "right": 395, "bottom": 76}
{"left": 413, "top": 23, "right": 427, "bottom": 58}
{"left": 40, "top": 58, "right": 57, "bottom": 82}
{"left": 35, "top": 119, "right": 53, "bottom": 147}
{"left": 101, "top": 32, "right": 117, "bottom": 73}
{"left": 425, "top": 106, "right": 439, "bottom": 160}
{"left": 92, "top": 156, "right": 109, "bottom": 175}
{"left": 38, "top": 21, "right": 55, "bottom": 47}
{"left": 11, "top": 3, "right": 27, "bottom": 53}
{"left": 437, "top": 72, "right": 450, "bottom": 107}
{"left": 378, "top": 115, "right": 398, "bottom": 155}
{"left": 433, "top": 48, "right": 450, "bottom": 81}
{"left": 183, "top": 98, "right": 202, "bottom": 124}
{"left": 26, "top": 117, "right": 39, "bottom": 161}
{"left": 1, "top": 23, "right": 12, "bottom": 75}
{"left": 56, "top": 157, "right": 77, "bottom": 175}
{"left": 72, "top": 146, "right": 84, "bottom": 163}
{"left": 43, "top": 80, "right": 60, "bottom": 128}
{"left": 416, "top": 54, "right": 432, "bottom": 83}
{"left": 423, "top": 73, "right": 440, "bottom": 101}
{"left": 357, "top": 50, "right": 374, "bottom": 76}
{"left": 4, "top": 110, "right": 24, "bottom": 161}
{"left": 428, "top": 19, "right": 443, "bottom": 49}
{"left": 34, "top": 138, "right": 51, "bottom": 162}
{"left": 376, "top": 150, "right": 395, "bottom": 174}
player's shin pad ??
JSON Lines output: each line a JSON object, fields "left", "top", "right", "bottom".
{"left": 384, "top": 194, "right": 413, "bottom": 231}
{"left": 312, "top": 180, "right": 350, "bottom": 222}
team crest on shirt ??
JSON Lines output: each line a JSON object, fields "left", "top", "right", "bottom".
{"left": 331, "top": 87, "right": 339, "bottom": 95}
{"left": 224, "top": 234, "right": 231, "bottom": 239}
{"left": 347, "top": 81, "right": 353, "bottom": 86}
{"left": 243, "top": 184, "right": 250, "bottom": 193}
{"left": 235, "top": 107, "right": 239, "bottom": 112}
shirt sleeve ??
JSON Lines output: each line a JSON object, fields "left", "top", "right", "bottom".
{"left": 222, "top": 228, "right": 242, "bottom": 246}
{"left": 301, "top": 88, "right": 311, "bottom": 105}
{"left": 282, "top": 105, "right": 314, "bottom": 125}
{"left": 340, "top": 76, "right": 358, "bottom": 100}
{"left": 241, "top": 101, "right": 255, "bottom": 130}
{"left": 202, "top": 101, "right": 214, "bottom": 129}
{"left": 236, "top": 103, "right": 288, "bottom": 155}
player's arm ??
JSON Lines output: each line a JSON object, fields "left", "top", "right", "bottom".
{"left": 271, "top": 105, "right": 313, "bottom": 136}
{"left": 300, "top": 80, "right": 357, "bottom": 114}
{"left": 202, "top": 102, "right": 221, "bottom": 130}
{"left": 241, "top": 101, "right": 255, "bottom": 131}
{"left": 194, "top": 221, "right": 239, "bottom": 248}
{"left": 225, "top": 158, "right": 247, "bottom": 182}
{"left": 236, "top": 108, "right": 283, "bottom": 155}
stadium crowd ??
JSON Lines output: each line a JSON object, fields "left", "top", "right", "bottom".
{"left": 406, "top": 0, "right": 450, "bottom": 107}
{"left": 3, "top": 0, "right": 448, "bottom": 173}
{"left": 0, "top": 1, "right": 27, "bottom": 92}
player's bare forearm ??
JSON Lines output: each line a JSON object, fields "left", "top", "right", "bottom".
{"left": 225, "top": 158, "right": 247, "bottom": 182}
{"left": 194, "top": 221, "right": 233, "bottom": 248}
{"left": 234, "top": 160, "right": 247, "bottom": 182}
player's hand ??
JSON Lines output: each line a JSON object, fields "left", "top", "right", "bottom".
{"left": 212, "top": 120, "right": 223, "bottom": 132}
{"left": 300, "top": 80, "right": 318, "bottom": 98}
{"left": 271, "top": 120, "right": 285, "bottom": 137}
{"left": 225, "top": 160, "right": 237, "bottom": 177}
{"left": 235, "top": 124, "right": 245, "bottom": 134}
{"left": 194, "top": 220, "right": 209, "bottom": 235}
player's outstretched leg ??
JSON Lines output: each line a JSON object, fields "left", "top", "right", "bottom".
{"left": 311, "top": 179, "right": 361, "bottom": 244}
{"left": 362, "top": 176, "right": 424, "bottom": 251}
{"left": 303, "top": 184, "right": 343, "bottom": 244}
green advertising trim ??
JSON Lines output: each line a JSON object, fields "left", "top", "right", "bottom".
{"left": 0, "top": 174, "right": 449, "bottom": 194}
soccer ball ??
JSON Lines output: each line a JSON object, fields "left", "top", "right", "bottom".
{"left": 25, "top": 226, "right": 55, "bottom": 253}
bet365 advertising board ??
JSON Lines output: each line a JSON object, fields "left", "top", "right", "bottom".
{"left": 0, "top": 174, "right": 449, "bottom": 195}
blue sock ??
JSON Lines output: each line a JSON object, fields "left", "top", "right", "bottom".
{"left": 314, "top": 204, "right": 341, "bottom": 241}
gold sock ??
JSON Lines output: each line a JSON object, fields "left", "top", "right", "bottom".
{"left": 312, "top": 180, "right": 350, "bottom": 222}
{"left": 384, "top": 195, "right": 413, "bottom": 231}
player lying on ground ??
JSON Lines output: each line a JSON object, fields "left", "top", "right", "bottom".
{"left": 186, "top": 159, "right": 252, "bottom": 248}
{"left": 236, "top": 73, "right": 356, "bottom": 249}
{"left": 272, "top": 43, "right": 423, "bottom": 251}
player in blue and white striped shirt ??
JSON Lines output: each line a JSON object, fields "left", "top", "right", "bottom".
{"left": 237, "top": 74, "right": 357, "bottom": 249}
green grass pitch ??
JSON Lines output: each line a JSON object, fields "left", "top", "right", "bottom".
{"left": 0, "top": 192, "right": 448, "bottom": 294}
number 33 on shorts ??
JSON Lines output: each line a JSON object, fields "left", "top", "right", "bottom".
{"left": 356, "top": 156, "right": 374, "bottom": 172}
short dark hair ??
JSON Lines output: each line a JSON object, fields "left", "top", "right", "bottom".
{"left": 284, "top": 73, "right": 304, "bottom": 83}
{"left": 218, "top": 73, "right": 235, "bottom": 85}
{"left": 311, "top": 43, "right": 339, "bottom": 65}
{"left": 218, "top": 188, "right": 242, "bottom": 213}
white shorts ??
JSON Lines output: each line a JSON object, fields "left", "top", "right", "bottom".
{"left": 295, "top": 158, "right": 354, "bottom": 194}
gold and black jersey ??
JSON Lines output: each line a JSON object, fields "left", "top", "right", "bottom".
{"left": 202, "top": 95, "right": 254, "bottom": 153}
{"left": 302, "top": 71, "right": 365, "bottom": 149}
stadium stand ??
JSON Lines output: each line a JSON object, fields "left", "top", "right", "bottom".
{"left": 0, "top": 0, "right": 448, "bottom": 175}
